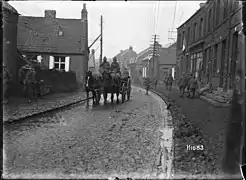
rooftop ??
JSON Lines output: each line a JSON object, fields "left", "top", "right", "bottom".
{"left": 17, "top": 14, "right": 85, "bottom": 54}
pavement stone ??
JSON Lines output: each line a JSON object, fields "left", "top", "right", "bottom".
{"left": 3, "top": 89, "right": 88, "bottom": 122}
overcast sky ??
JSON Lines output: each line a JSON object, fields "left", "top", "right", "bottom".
{"left": 9, "top": 0, "right": 205, "bottom": 59}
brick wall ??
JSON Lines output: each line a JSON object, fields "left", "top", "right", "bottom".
{"left": 3, "top": 7, "right": 19, "bottom": 82}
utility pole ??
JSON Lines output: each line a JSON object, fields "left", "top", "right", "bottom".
{"left": 168, "top": 29, "right": 177, "bottom": 45}
{"left": 149, "top": 34, "right": 160, "bottom": 80}
{"left": 100, "top": 15, "right": 103, "bottom": 65}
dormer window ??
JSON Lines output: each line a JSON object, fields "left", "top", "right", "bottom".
{"left": 58, "top": 31, "right": 63, "bottom": 36}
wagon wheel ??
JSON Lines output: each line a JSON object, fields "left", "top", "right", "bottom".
{"left": 127, "top": 78, "right": 131, "bottom": 101}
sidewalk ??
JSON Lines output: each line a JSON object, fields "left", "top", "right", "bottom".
{"left": 152, "top": 85, "right": 232, "bottom": 177}
{"left": 3, "top": 89, "right": 89, "bottom": 123}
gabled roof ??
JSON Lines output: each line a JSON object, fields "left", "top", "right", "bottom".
{"left": 136, "top": 47, "right": 151, "bottom": 60}
{"left": 138, "top": 47, "right": 176, "bottom": 65}
{"left": 17, "top": 16, "right": 85, "bottom": 54}
{"left": 167, "top": 42, "right": 177, "bottom": 49}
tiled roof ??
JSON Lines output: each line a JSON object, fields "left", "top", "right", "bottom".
{"left": 17, "top": 16, "right": 85, "bottom": 54}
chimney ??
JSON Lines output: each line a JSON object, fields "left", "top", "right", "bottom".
{"left": 129, "top": 46, "right": 133, "bottom": 51}
{"left": 44, "top": 10, "right": 56, "bottom": 18}
{"left": 81, "top": 3, "right": 87, "bottom": 20}
{"left": 199, "top": 3, "right": 205, "bottom": 8}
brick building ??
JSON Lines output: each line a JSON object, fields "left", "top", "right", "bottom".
{"left": 17, "top": 4, "right": 89, "bottom": 86}
{"left": 176, "top": 0, "right": 244, "bottom": 91}
{"left": 3, "top": 1, "right": 19, "bottom": 83}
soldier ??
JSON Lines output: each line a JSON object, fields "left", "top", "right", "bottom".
{"left": 167, "top": 74, "right": 174, "bottom": 91}
{"left": 143, "top": 77, "right": 151, "bottom": 95}
{"left": 187, "top": 75, "right": 198, "bottom": 98}
{"left": 110, "top": 57, "right": 120, "bottom": 73}
{"left": 100, "top": 56, "right": 110, "bottom": 74}
{"left": 2, "top": 63, "right": 12, "bottom": 104}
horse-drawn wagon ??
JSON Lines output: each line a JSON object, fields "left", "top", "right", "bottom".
{"left": 85, "top": 70, "right": 131, "bottom": 106}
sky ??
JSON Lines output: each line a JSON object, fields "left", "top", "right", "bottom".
{"left": 9, "top": 0, "right": 206, "bottom": 59}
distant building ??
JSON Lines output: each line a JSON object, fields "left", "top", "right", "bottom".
{"left": 17, "top": 4, "right": 89, "bottom": 86}
{"left": 136, "top": 42, "right": 176, "bottom": 81}
{"left": 176, "top": 0, "right": 244, "bottom": 91}
{"left": 3, "top": 1, "right": 19, "bottom": 83}
{"left": 115, "top": 46, "right": 137, "bottom": 70}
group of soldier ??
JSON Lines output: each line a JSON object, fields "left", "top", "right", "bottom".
{"left": 99, "top": 56, "right": 129, "bottom": 80}
{"left": 177, "top": 72, "right": 199, "bottom": 98}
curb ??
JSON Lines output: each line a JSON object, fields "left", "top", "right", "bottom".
{"left": 150, "top": 85, "right": 231, "bottom": 108}
{"left": 200, "top": 95, "right": 231, "bottom": 108}
{"left": 4, "top": 96, "right": 92, "bottom": 124}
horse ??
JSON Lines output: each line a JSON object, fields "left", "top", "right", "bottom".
{"left": 101, "top": 72, "right": 121, "bottom": 104}
{"left": 85, "top": 71, "right": 100, "bottom": 105}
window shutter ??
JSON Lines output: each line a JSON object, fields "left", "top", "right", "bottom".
{"left": 37, "top": 55, "right": 42, "bottom": 63}
{"left": 65, "top": 57, "right": 70, "bottom": 72}
{"left": 49, "top": 56, "right": 54, "bottom": 69}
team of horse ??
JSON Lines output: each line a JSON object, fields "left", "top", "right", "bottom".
{"left": 85, "top": 70, "right": 131, "bottom": 106}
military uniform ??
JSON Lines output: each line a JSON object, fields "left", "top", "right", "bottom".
{"left": 100, "top": 61, "right": 110, "bottom": 74}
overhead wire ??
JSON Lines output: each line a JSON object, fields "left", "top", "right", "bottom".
{"left": 170, "top": 2, "right": 178, "bottom": 44}
{"left": 155, "top": 0, "right": 161, "bottom": 35}
{"left": 153, "top": 2, "right": 157, "bottom": 35}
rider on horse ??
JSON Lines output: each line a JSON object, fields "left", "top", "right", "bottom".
{"left": 100, "top": 56, "right": 110, "bottom": 75}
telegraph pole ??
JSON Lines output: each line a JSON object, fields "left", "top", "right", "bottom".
{"left": 168, "top": 29, "right": 177, "bottom": 45}
{"left": 149, "top": 34, "right": 160, "bottom": 80}
{"left": 100, "top": 15, "right": 103, "bottom": 65}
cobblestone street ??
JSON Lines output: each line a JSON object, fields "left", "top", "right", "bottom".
{"left": 3, "top": 88, "right": 173, "bottom": 179}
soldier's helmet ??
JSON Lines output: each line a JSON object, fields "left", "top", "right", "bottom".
{"left": 113, "top": 57, "right": 117, "bottom": 62}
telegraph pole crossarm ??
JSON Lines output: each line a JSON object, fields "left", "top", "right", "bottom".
{"left": 88, "top": 34, "right": 101, "bottom": 50}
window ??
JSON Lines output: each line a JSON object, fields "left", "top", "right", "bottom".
{"left": 193, "top": 23, "right": 197, "bottom": 41}
{"left": 203, "top": 49, "right": 207, "bottom": 73}
{"left": 208, "top": 9, "right": 212, "bottom": 32}
{"left": 220, "top": 40, "right": 227, "bottom": 87}
{"left": 213, "top": 44, "right": 218, "bottom": 74}
{"left": 200, "top": 18, "right": 204, "bottom": 37}
{"left": 182, "top": 31, "right": 185, "bottom": 48}
{"left": 54, "top": 56, "right": 66, "bottom": 70}
{"left": 178, "top": 33, "right": 181, "bottom": 49}
{"left": 190, "top": 55, "right": 194, "bottom": 72}
{"left": 216, "top": 0, "right": 220, "bottom": 25}
{"left": 187, "top": 27, "right": 190, "bottom": 44}
{"left": 230, "top": 32, "right": 239, "bottom": 88}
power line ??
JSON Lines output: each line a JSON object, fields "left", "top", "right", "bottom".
{"left": 171, "top": 2, "right": 178, "bottom": 33}
{"left": 155, "top": 0, "right": 161, "bottom": 34}
{"left": 153, "top": 2, "right": 157, "bottom": 34}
